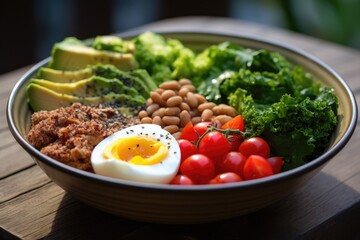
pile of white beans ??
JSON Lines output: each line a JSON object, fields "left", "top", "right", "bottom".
{"left": 138, "top": 79, "right": 237, "bottom": 139}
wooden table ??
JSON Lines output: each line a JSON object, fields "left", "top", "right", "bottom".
{"left": 1, "top": 17, "right": 360, "bottom": 239}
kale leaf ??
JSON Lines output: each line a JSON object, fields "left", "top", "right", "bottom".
{"left": 229, "top": 85, "right": 338, "bottom": 169}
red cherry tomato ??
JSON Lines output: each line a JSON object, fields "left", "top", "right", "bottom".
{"left": 243, "top": 155, "right": 274, "bottom": 180}
{"left": 180, "top": 121, "right": 213, "bottom": 143}
{"left": 239, "top": 137, "right": 270, "bottom": 159}
{"left": 227, "top": 134, "right": 243, "bottom": 152}
{"left": 199, "top": 131, "right": 230, "bottom": 161}
{"left": 217, "top": 152, "right": 247, "bottom": 177}
{"left": 170, "top": 175, "right": 194, "bottom": 185}
{"left": 267, "top": 157, "right": 284, "bottom": 174}
{"left": 180, "top": 154, "right": 215, "bottom": 184}
{"left": 177, "top": 139, "right": 198, "bottom": 163}
{"left": 180, "top": 122, "right": 198, "bottom": 143}
{"left": 221, "top": 115, "right": 245, "bottom": 132}
{"left": 221, "top": 115, "right": 245, "bottom": 151}
{"left": 193, "top": 121, "right": 212, "bottom": 138}
{"left": 209, "top": 172, "right": 242, "bottom": 184}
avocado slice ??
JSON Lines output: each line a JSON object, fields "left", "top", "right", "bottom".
{"left": 48, "top": 37, "right": 139, "bottom": 71}
{"left": 30, "top": 76, "right": 138, "bottom": 97}
{"left": 37, "top": 67, "right": 93, "bottom": 82}
{"left": 130, "top": 69, "right": 158, "bottom": 94}
{"left": 92, "top": 64, "right": 156, "bottom": 98}
{"left": 36, "top": 64, "right": 158, "bottom": 95}
{"left": 27, "top": 83, "right": 145, "bottom": 112}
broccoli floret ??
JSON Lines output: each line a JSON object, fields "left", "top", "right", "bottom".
{"left": 92, "top": 36, "right": 135, "bottom": 53}
{"left": 133, "top": 32, "right": 196, "bottom": 85}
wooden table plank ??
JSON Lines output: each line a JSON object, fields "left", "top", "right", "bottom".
{"left": 0, "top": 180, "right": 145, "bottom": 239}
{"left": 0, "top": 183, "right": 63, "bottom": 239}
{"left": 0, "top": 165, "right": 50, "bottom": 203}
{"left": 0, "top": 129, "right": 17, "bottom": 150}
{"left": 1, "top": 17, "right": 360, "bottom": 239}
{"left": 0, "top": 143, "right": 35, "bottom": 179}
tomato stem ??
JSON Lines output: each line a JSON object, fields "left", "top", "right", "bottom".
{"left": 195, "top": 120, "right": 247, "bottom": 148}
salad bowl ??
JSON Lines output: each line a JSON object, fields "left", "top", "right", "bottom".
{"left": 7, "top": 30, "right": 357, "bottom": 224}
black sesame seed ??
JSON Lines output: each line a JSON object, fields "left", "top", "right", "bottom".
{"left": 136, "top": 144, "right": 140, "bottom": 147}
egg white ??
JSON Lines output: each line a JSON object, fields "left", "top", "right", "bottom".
{"left": 91, "top": 124, "right": 181, "bottom": 184}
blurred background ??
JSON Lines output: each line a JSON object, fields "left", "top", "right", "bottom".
{"left": 1, "top": 0, "right": 359, "bottom": 74}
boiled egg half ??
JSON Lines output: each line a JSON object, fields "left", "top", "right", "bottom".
{"left": 91, "top": 124, "right": 181, "bottom": 184}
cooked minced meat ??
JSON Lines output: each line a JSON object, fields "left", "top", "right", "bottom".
{"left": 27, "top": 103, "right": 139, "bottom": 172}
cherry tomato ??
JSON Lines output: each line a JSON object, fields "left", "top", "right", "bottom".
{"left": 243, "top": 155, "right": 273, "bottom": 180}
{"left": 177, "top": 139, "right": 198, "bottom": 163}
{"left": 193, "top": 121, "right": 212, "bottom": 138}
{"left": 209, "top": 172, "right": 242, "bottom": 184}
{"left": 221, "top": 115, "right": 245, "bottom": 151}
{"left": 221, "top": 115, "right": 245, "bottom": 132}
{"left": 199, "top": 131, "right": 230, "bottom": 160}
{"left": 170, "top": 175, "right": 194, "bottom": 185}
{"left": 180, "top": 154, "right": 215, "bottom": 184}
{"left": 217, "top": 152, "right": 247, "bottom": 177}
{"left": 267, "top": 157, "right": 284, "bottom": 174}
{"left": 227, "top": 134, "right": 243, "bottom": 152}
{"left": 180, "top": 122, "right": 198, "bottom": 143}
{"left": 180, "top": 121, "right": 213, "bottom": 143}
{"left": 239, "top": 137, "right": 270, "bottom": 159}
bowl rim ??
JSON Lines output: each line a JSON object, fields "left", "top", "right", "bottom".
{"left": 6, "top": 29, "right": 358, "bottom": 192}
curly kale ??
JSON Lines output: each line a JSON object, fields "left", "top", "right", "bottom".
{"left": 228, "top": 78, "right": 338, "bottom": 170}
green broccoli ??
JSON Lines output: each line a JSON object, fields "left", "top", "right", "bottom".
{"left": 92, "top": 35, "right": 135, "bottom": 53}
{"left": 133, "top": 32, "right": 196, "bottom": 85}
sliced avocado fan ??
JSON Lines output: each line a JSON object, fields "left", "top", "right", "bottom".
{"left": 28, "top": 36, "right": 159, "bottom": 114}
{"left": 34, "top": 64, "right": 156, "bottom": 98}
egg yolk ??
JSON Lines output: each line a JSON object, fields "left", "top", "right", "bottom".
{"left": 102, "top": 136, "right": 169, "bottom": 165}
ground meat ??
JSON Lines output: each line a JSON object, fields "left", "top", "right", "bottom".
{"left": 27, "top": 103, "right": 139, "bottom": 172}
